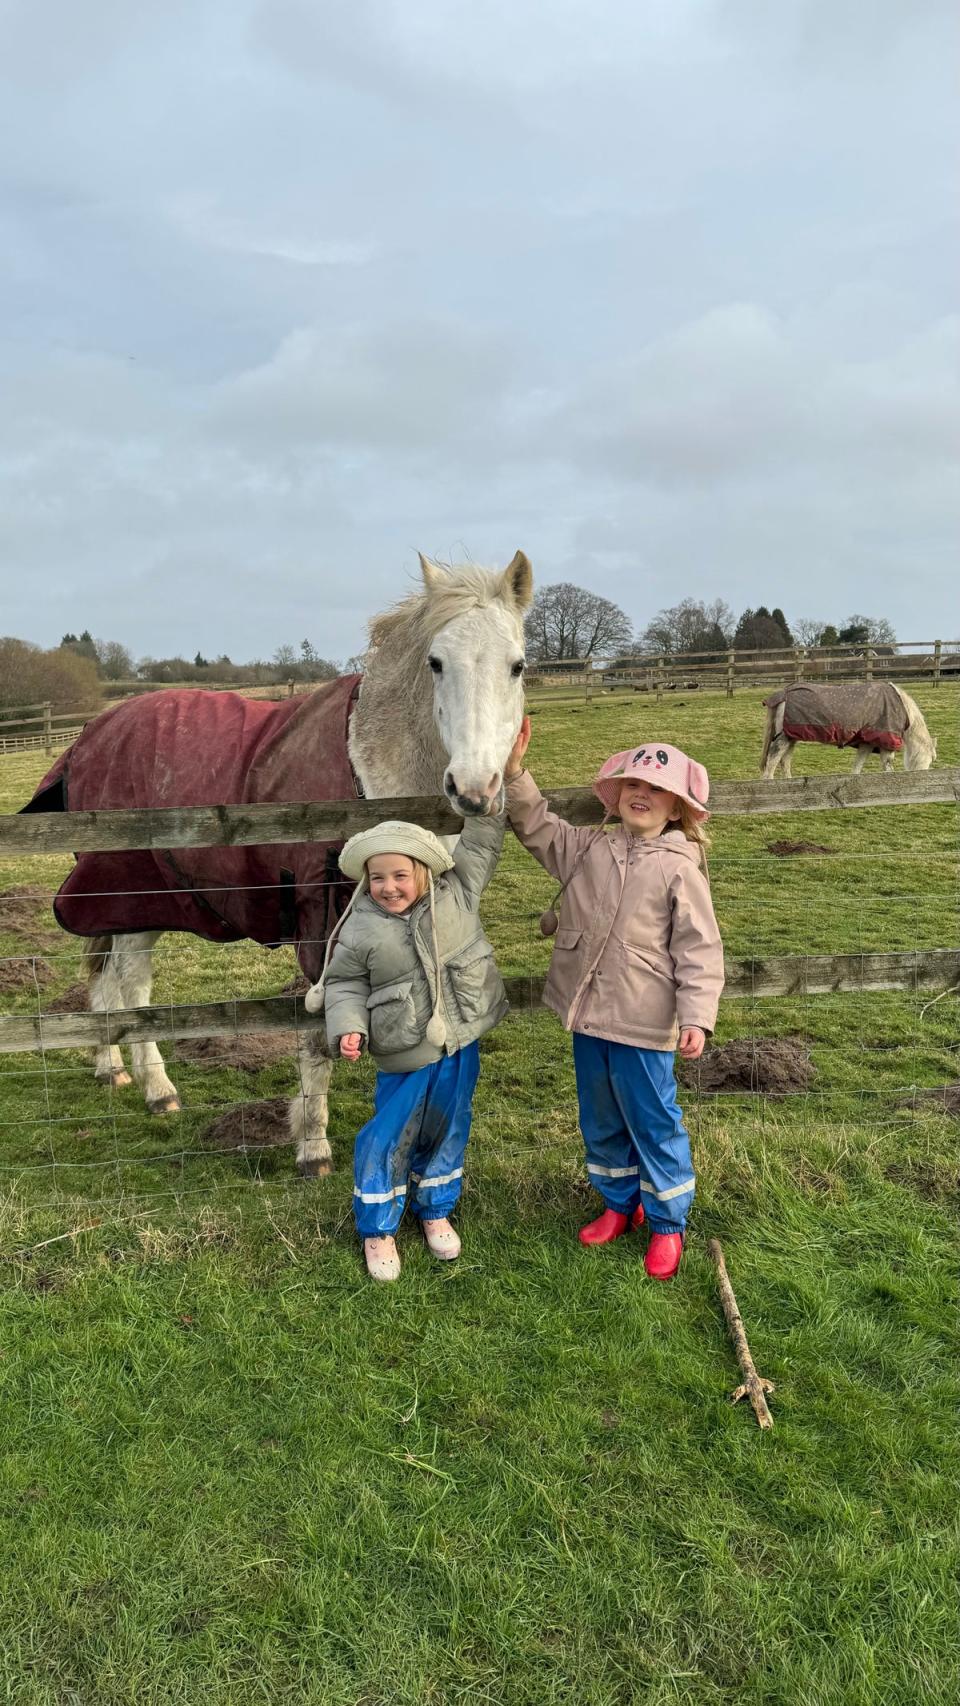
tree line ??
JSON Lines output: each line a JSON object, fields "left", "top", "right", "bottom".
{"left": 521, "top": 586, "right": 898, "bottom": 664}
{"left": 2, "top": 586, "right": 901, "bottom": 715}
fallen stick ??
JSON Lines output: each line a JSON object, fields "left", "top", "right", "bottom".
{"left": 707, "top": 1237, "right": 775, "bottom": 1430}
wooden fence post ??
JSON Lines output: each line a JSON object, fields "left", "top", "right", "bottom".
{"left": 933, "top": 640, "right": 942, "bottom": 686}
{"left": 864, "top": 649, "right": 873, "bottom": 682}
{"left": 656, "top": 657, "right": 664, "bottom": 703}
{"left": 585, "top": 669, "right": 593, "bottom": 706}
{"left": 43, "top": 702, "right": 52, "bottom": 755}
{"left": 726, "top": 650, "right": 735, "bottom": 698}
{"left": 794, "top": 646, "right": 806, "bottom": 680}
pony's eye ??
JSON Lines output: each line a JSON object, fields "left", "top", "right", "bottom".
{"left": 428, "top": 656, "right": 443, "bottom": 675}
{"left": 511, "top": 660, "right": 525, "bottom": 678}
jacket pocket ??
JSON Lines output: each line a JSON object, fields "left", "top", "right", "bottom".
{"left": 366, "top": 980, "right": 420, "bottom": 1053}
{"left": 446, "top": 936, "right": 502, "bottom": 1025}
{"left": 554, "top": 927, "right": 583, "bottom": 951}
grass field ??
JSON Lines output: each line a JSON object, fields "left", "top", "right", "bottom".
{"left": 1, "top": 685, "right": 958, "bottom": 1705}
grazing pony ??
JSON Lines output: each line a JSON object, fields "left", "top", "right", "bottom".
{"left": 23, "top": 552, "right": 533, "bottom": 1174}
{"left": 760, "top": 681, "right": 936, "bottom": 779}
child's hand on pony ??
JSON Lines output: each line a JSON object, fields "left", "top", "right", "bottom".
{"left": 678, "top": 1026, "right": 706, "bottom": 1061}
{"left": 339, "top": 1032, "right": 364, "bottom": 1061}
{"left": 505, "top": 715, "right": 532, "bottom": 779}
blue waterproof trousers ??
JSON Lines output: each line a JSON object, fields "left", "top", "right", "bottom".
{"left": 352, "top": 1042, "right": 480, "bottom": 1238}
{"left": 572, "top": 1032, "right": 696, "bottom": 1233}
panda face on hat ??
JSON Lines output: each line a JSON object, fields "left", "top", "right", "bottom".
{"left": 592, "top": 742, "right": 711, "bottom": 820}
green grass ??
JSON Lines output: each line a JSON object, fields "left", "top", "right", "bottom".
{"left": 0, "top": 687, "right": 958, "bottom": 1704}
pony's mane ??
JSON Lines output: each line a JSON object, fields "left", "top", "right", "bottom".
{"left": 367, "top": 563, "right": 513, "bottom": 654}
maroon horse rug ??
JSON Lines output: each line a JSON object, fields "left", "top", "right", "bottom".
{"left": 763, "top": 683, "right": 907, "bottom": 753}
{"left": 21, "top": 676, "right": 362, "bottom": 982}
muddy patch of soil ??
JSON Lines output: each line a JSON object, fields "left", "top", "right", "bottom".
{"left": 681, "top": 1037, "right": 815, "bottom": 1094}
{"left": 766, "top": 840, "right": 837, "bottom": 857}
{"left": 44, "top": 982, "right": 89, "bottom": 1013}
{"left": 200, "top": 1097, "right": 290, "bottom": 1150}
{"left": 0, "top": 957, "right": 56, "bottom": 994}
{"left": 280, "top": 974, "right": 312, "bottom": 997}
{"left": 0, "top": 886, "right": 51, "bottom": 933}
{"left": 173, "top": 1033, "right": 297, "bottom": 1073}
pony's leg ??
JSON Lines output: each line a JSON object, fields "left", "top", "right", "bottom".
{"left": 780, "top": 741, "right": 794, "bottom": 779}
{"left": 112, "top": 933, "right": 182, "bottom": 1114}
{"left": 881, "top": 752, "right": 895, "bottom": 773}
{"left": 87, "top": 935, "right": 132, "bottom": 1088}
{"left": 851, "top": 746, "right": 869, "bottom": 774}
{"left": 764, "top": 735, "right": 794, "bottom": 779}
{"left": 289, "top": 1029, "right": 335, "bottom": 1178}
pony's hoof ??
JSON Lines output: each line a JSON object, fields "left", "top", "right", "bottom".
{"left": 297, "top": 1156, "right": 334, "bottom": 1179}
{"left": 147, "top": 1095, "right": 181, "bottom": 1115}
{"left": 97, "top": 1070, "right": 133, "bottom": 1089}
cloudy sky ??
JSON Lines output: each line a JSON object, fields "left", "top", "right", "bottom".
{"left": 1, "top": 0, "right": 956, "bottom": 665}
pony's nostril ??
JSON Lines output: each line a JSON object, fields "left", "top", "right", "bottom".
{"left": 443, "top": 772, "right": 457, "bottom": 795}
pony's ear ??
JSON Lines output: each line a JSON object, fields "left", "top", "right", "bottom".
{"left": 500, "top": 550, "right": 533, "bottom": 611}
{"left": 418, "top": 552, "right": 447, "bottom": 592}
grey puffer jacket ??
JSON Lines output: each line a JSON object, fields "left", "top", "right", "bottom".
{"left": 323, "top": 811, "right": 508, "bottom": 1073}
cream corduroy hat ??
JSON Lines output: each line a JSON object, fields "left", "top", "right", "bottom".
{"left": 304, "top": 821, "right": 454, "bottom": 1046}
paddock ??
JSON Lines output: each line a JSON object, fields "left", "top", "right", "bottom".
{"left": 1, "top": 683, "right": 958, "bottom": 1706}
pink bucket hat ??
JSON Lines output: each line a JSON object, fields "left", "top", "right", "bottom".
{"left": 593, "top": 741, "right": 711, "bottom": 820}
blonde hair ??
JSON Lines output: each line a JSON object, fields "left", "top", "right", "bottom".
{"left": 365, "top": 853, "right": 430, "bottom": 899}
{"left": 676, "top": 800, "right": 711, "bottom": 850}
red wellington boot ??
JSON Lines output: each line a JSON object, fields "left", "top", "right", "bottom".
{"left": 579, "top": 1208, "right": 629, "bottom": 1246}
{"left": 644, "top": 1231, "right": 684, "bottom": 1281}
{"left": 631, "top": 1203, "right": 645, "bottom": 1230}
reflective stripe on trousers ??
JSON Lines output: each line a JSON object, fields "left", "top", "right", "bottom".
{"left": 352, "top": 1042, "right": 480, "bottom": 1238}
{"left": 572, "top": 1032, "right": 695, "bottom": 1232}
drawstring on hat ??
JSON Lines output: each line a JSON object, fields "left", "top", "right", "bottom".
{"left": 303, "top": 882, "right": 366, "bottom": 1014}
{"left": 424, "top": 871, "right": 447, "bottom": 1046}
{"left": 539, "top": 811, "right": 613, "bottom": 935}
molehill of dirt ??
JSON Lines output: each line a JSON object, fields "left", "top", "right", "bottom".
{"left": 0, "top": 957, "right": 56, "bottom": 993}
{"left": 173, "top": 1033, "right": 297, "bottom": 1073}
{"left": 766, "top": 841, "right": 837, "bottom": 857}
{"left": 280, "top": 974, "right": 312, "bottom": 997}
{"left": 45, "top": 982, "right": 89, "bottom": 1013}
{"left": 0, "top": 885, "right": 51, "bottom": 932}
{"left": 200, "top": 1097, "right": 290, "bottom": 1150}
{"left": 680, "top": 1037, "right": 815, "bottom": 1094}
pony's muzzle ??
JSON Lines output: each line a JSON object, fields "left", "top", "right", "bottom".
{"left": 444, "top": 769, "right": 502, "bottom": 816}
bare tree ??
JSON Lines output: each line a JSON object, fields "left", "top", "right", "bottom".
{"left": 95, "top": 638, "right": 135, "bottom": 681}
{"left": 639, "top": 597, "right": 735, "bottom": 656}
{"left": 524, "top": 583, "right": 633, "bottom": 663}
{"left": 792, "top": 618, "right": 827, "bottom": 647}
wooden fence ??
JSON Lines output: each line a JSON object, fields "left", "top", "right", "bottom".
{"left": 2, "top": 768, "right": 958, "bottom": 859}
{"left": 1, "top": 769, "right": 958, "bottom": 1058}
{"left": 528, "top": 638, "right": 960, "bottom": 701}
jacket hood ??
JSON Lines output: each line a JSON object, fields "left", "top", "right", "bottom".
{"left": 618, "top": 827, "right": 704, "bottom": 866}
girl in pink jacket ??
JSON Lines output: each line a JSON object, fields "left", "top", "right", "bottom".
{"left": 505, "top": 719, "right": 724, "bottom": 1280}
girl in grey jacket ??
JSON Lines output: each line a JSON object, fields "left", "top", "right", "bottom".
{"left": 305, "top": 813, "right": 507, "bottom": 1281}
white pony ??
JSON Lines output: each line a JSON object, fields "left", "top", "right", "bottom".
{"left": 761, "top": 682, "right": 936, "bottom": 779}
{"left": 68, "top": 553, "right": 532, "bottom": 1174}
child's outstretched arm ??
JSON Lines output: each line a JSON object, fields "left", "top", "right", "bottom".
{"left": 449, "top": 810, "right": 507, "bottom": 911}
{"left": 322, "top": 925, "right": 372, "bottom": 1060}
{"left": 504, "top": 716, "right": 598, "bottom": 883}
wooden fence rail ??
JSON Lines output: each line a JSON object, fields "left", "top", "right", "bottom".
{"left": 1, "top": 950, "right": 958, "bottom": 1056}
{"left": 2, "top": 769, "right": 958, "bottom": 858}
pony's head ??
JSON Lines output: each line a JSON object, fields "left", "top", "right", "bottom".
{"left": 419, "top": 551, "right": 533, "bottom": 815}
